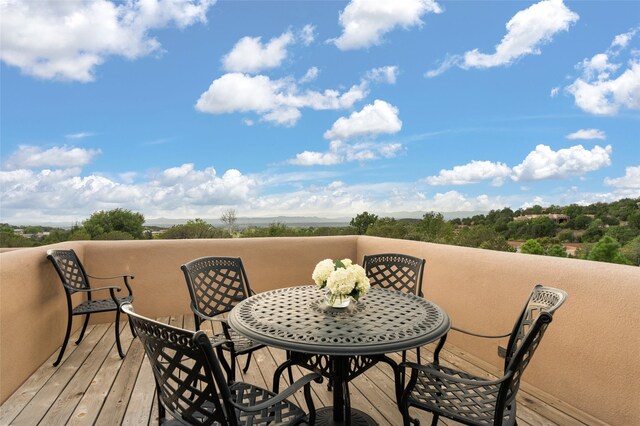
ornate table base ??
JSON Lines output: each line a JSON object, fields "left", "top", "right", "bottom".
{"left": 315, "top": 407, "right": 377, "bottom": 426}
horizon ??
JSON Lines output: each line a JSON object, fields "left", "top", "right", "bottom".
{"left": 1, "top": 0, "right": 639, "bottom": 224}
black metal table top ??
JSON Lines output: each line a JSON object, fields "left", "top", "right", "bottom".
{"left": 228, "top": 285, "right": 450, "bottom": 356}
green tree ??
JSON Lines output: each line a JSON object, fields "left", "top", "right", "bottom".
{"left": 83, "top": 208, "right": 145, "bottom": 239}
{"left": 69, "top": 228, "right": 91, "bottom": 240}
{"left": 620, "top": 236, "right": 640, "bottom": 266}
{"left": 455, "top": 225, "right": 513, "bottom": 252}
{"left": 557, "top": 229, "right": 576, "bottom": 242}
{"left": 569, "top": 214, "right": 593, "bottom": 230}
{"left": 606, "top": 226, "right": 639, "bottom": 246}
{"left": 350, "top": 212, "right": 378, "bottom": 235}
{"left": 581, "top": 219, "right": 605, "bottom": 243}
{"left": 627, "top": 211, "right": 640, "bottom": 230}
{"left": 588, "top": 235, "right": 629, "bottom": 264}
{"left": 0, "top": 231, "right": 35, "bottom": 247}
{"left": 530, "top": 217, "right": 557, "bottom": 238}
{"left": 161, "top": 219, "right": 227, "bottom": 239}
{"left": 417, "top": 212, "right": 453, "bottom": 243}
{"left": 520, "top": 239, "right": 544, "bottom": 255}
{"left": 366, "top": 217, "right": 407, "bottom": 239}
{"left": 546, "top": 244, "right": 568, "bottom": 257}
{"left": 96, "top": 230, "right": 135, "bottom": 240}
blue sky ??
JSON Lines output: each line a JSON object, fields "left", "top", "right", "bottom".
{"left": 1, "top": 0, "right": 639, "bottom": 225}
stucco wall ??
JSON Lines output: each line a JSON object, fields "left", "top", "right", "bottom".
{"left": 1, "top": 236, "right": 638, "bottom": 424}
{"left": 0, "top": 237, "right": 356, "bottom": 403}
{"left": 356, "top": 236, "right": 640, "bottom": 425}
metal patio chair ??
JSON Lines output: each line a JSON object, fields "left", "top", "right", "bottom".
{"left": 360, "top": 253, "right": 427, "bottom": 393}
{"left": 121, "top": 303, "right": 320, "bottom": 426}
{"left": 181, "top": 256, "right": 264, "bottom": 382}
{"left": 47, "top": 249, "right": 135, "bottom": 366}
{"left": 399, "top": 284, "right": 568, "bottom": 426}
{"left": 363, "top": 253, "right": 426, "bottom": 297}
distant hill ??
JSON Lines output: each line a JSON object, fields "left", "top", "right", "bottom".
{"left": 144, "top": 211, "right": 488, "bottom": 229}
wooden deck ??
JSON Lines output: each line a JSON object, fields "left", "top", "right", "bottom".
{"left": 1, "top": 315, "right": 599, "bottom": 426}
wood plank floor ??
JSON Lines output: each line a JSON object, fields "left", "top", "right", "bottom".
{"left": 1, "top": 315, "right": 597, "bottom": 426}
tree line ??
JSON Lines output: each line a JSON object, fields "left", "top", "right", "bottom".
{"left": 2, "top": 198, "right": 639, "bottom": 266}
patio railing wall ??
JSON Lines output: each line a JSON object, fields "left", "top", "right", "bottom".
{"left": 1, "top": 236, "right": 638, "bottom": 424}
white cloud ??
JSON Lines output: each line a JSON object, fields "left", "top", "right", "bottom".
{"left": 65, "top": 132, "right": 94, "bottom": 139}
{"left": 300, "top": 67, "right": 319, "bottom": 83}
{"left": 222, "top": 31, "right": 294, "bottom": 73}
{"left": 0, "top": 0, "right": 214, "bottom": 82}
{"left": 565, "top": 128, "right": 606, "bottom": 140}
{"left": 299, "top": 24, "right": 316, "bottom": 46}
{"left": 426, "top": 0, "right": 578, "bottom": 76}
{"left": 289, "top": 151, "right": 342, "bottom": 166}
{"left": 0, "top": 161, "right": 256, "bottom": 221}
{"left": 566, "top": 27, "right": 640, "bottom": 115}
{"left": 604, "top": 166, "right": 640, "bottom": 189}
{"left": 550, "top": 87, "right": 560, "bottom": 97}
{"left": 195, "top": 73, "right": 368, "bottom": 126}
{"left": 3, "top": 145, "right": 101, "bottom": 170}
{"left": 288, "top": 140, "right": 403, "bottom": 166}
{"left": 425, "top": 161, "right": 512, "bottom": 186}
{"left": 332, "top": 0, "right": 442, "bottom": 50}
{"left": 424, "top": 144, "right": 613, "bottom": 186}
{"left": 567, "top": 61, "right": 640, "bottom": 115}
{"left": 463, "top": 0, "right": 578, "bottom": 68}
{"left": 365, "top": 66, "right": 399, "bottom": 84}
{"left": 611, "top": 27, "right": 638, "bottom": 50}
{"left": 511, "top": 144, "right": 612, "bottom": 181}
{"left": 324, "top": 100, "right": 402, "bottom": 140}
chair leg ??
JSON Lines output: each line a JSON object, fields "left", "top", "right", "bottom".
{"left": 431, "top": 413, "right": 439, "bottom": 426}
{"left": 242, "top": 352, "right": 252, "bottom": 373}
{"left": 229, "top": 354, "right": 237, "bottom": 383}
{"left": 128, "top": 315, "right": 137, "bottom": 338}
{"left": 53, "top": 312, "right": 73, "bottom": 367}
{"left": 115, "top": 308, "right": 125, "bottom": 358}
{"left": 75, "top": 314, "right": 90, "bottom": 345}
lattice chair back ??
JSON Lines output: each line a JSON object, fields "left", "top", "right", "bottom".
{"left": 47, "top": 249, "right": 91, "bottom": 294}
{"left": 501, "top": 285, "right": 567, "bottom": 407}
{"left": 181, "top": 256, "right": 252, "bottom": 319}
{"left": 363, "top": 253, "right": 426, "bottom": 297}
{"left": 121, "top": 303, "right": 235, "bottom": 425}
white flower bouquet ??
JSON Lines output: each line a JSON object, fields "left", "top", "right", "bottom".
{"left": 312, "top": 258, "right": 370, "bottom": 306}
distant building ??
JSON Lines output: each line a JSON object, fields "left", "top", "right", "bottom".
{"left": 513, "top": 214, "right": 569, "bottom": 224}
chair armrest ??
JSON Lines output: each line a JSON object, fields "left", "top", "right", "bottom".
{"left": 401, "top": 361, "right": 510, "bottom": 387}
{"left": 450, "top": 326, "right": 511, "bottom": 339}
{"left": 87, "top": 274, "right": 134, "bottom": 296}
{"left": 75, "top": 285, "right": 122, "bottom": 293}
{"left": 229, "top": 373, "right": 322, "bottom": 413}
{"left": 189, "top": 304, "right": 228, "bottom": 324}
{"left": 87, "top": 274, "right": 135, "bottom": 280}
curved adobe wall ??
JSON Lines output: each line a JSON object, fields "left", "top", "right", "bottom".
{"left": 357, "top": 236, "right": 640, "bottom": 425}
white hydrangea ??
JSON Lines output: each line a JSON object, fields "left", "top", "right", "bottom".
{"left": 326, "top": 267, "right": 356, "bottom": 295}
{"left": 314, "top": 258, "right": 371, "bottom": 300}
{"left": 312, "top": 259, "right": 335, "bottom": 287}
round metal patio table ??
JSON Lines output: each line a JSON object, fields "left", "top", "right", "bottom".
{"left": 228, "top": 285, "right": 450, "bottom": 426}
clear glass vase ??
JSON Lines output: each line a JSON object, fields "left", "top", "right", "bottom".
{"left": 324, "top": 290, "right": 351, "bottom": 308}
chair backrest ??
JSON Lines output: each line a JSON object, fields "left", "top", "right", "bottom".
{"left": 363, "top": 253, "right": 426, "bottom": 297}
{"left": 501, "top": 285, "right": 567, "bottom": 408}
{"left": 181, "top": 256, "right": 252, "bottom": 318}
{"left": 47, "top": 249, "right": 91, "bottom": 294}
{"left": 121, "top": 303, "right": 236, "bottom": 425}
